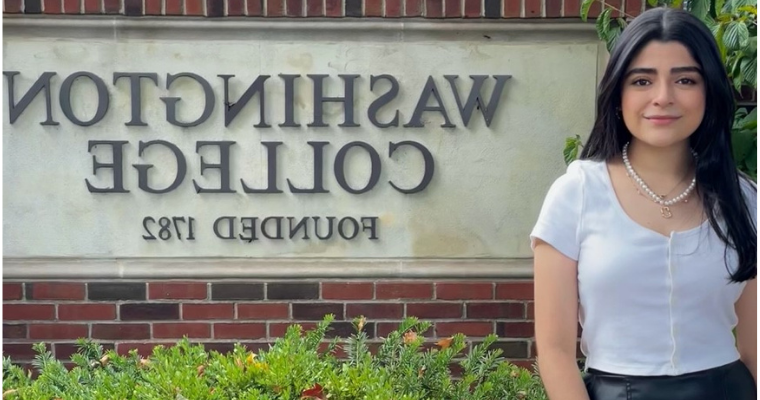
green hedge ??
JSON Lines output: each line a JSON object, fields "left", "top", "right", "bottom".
{"left": 2, "top": 315, "right": 548, "bottom": 400}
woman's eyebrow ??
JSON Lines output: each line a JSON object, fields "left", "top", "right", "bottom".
{"left": 670, "top": 66, "right": 702, "bottom": 74}
{"left": 624, "top": 66, "right": 702, "bottom": 76}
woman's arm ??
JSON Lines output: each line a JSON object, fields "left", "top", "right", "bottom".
{"left": 735, "top": 278, "right": 756, "bottom": 382}
{"left": 534, "top": 240, "right": 590, "bottom": 400}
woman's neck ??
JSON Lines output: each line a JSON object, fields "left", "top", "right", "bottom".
{"left": 626, "top": 139, "right": 694, "bottom": 181}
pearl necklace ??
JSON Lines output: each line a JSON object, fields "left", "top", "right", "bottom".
{"left": 622, "top": 142, "right": 697, "bottom": 219}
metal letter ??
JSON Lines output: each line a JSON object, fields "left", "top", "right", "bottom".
{"left": 4, "top": 71, "right": 58, "bottom": 125}
{"left": 219, "top": 74, "right": 271, "bottom": 128}
{"left": 113, "top": 72, "right": 159, "bottom": 126}
{"left": 313, "top": 216, "right": 336, "bottom": 240}
{"left": 132, "top": 140, "right": 188, "bottom": 194}
{"left": 278, "top": 74, "right": 301, "bottom": 128}
{"left": 368, "top": 74, "right": 400, "bottom": 128}
{"left": 334, "top": 141, "right": 381, "bottom": 194}
{"left": 241, "top": 141, "right": 283, "bottom": 194}
{"left": 361, "top": 217, "right": 379, "bottom": 240}
{"left": 85, "top": 140, "right": 130, "bottom": 193}
{"left": 308, "top": 74, "right": 360, "bottom": 127}
{"left": 193, "top": 141, "right": 237, "bottom": 193}
{"left": 161, "top": 73, "right": 215, "bottom": 127}
{"left": 213, "top": 216, "right": 236, "bottom": 239}
{"left": 287, "top": 141, "right": 330, "bottom": 193}
{"left": 239, "top": 217, "right": 259, "bottom": 242}
{"left": 338, "top": 217, "right": 360, "bottom": 240}
{"left": 261, "top": 216, "right": 284, "bottom": 239}
{"left": 60, "top": 72, "right": 110, "bottom": 126}
{"left": 388, "top": 141, "right": 435, "bottom": 194}
{"left": 444, "top": 75, "right": 511, "bottom": 127}
{"left": 404, "top": 76, "right": 455, "bottom": 128}
{"left": 288, "top": 217, "right": 310, "bottom": 240}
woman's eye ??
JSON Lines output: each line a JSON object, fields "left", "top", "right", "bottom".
{"left": 676, "top": 77, "right": 697, "bottom": 85}
{"left": 631, "top": 79, "right": 650, "bottom": 86}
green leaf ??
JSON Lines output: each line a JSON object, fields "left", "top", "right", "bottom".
{"left": 606, "top": 25, "right": 624, "bottom": 53}
{"left": 689, "top": 0, "right": 710, "bottom": 21}
{"left": 735, "top": 107, "right": 750, "bottom": 122}
{"left": 740, "top": 55, "right": 757, "bottom": 88}
{"left": 745, "top": 107, "right": 757, "bottom": 123}
{"left": 563, "top": 145, "right": 578, "bottom": 165}
{"left": 703, "top": 14, "right": 718, "bottom": 31}
{"left": 647, "top": 0, "right": 658, "bottom": 7}
{"left": 732, "top": 128, "right": 755, "bottom": 161}
{"left": 739, "top": 107, "right": 757, "bottom": 130}
{"left": 596, "top": 8, "right": 613, "bottom": 41}
{"left": 580, "top": 0, "right": 595, "bottom": 21}
{"left": 730, "top": 0, "right": 755, "bottom": 10}
{"left": 732, "top": 52, "right": 744, "bottom": 73}
{"left": 748, "top": 36, "right": 758, "bottom": 55}
{"left": 672, "top": 0, "right": 685, "bottom": 8}
{"left": 723, "top": 21, "right": 750, "bottom": 51}
{"left": 737, "top": 5, "right": 757, "bottom": 13}
{"left": 709, "top": 19, "right": 722, "bottom": 36}
{"left": 714, "top": 22, "right": 729, "bottom": 62}
{"left": 734, "top": 73, "right": 744, "bottom": 92}
{"left": 563, "top": 136, "right": 583, "bottom": 165}
{"left": 746, "top": 147, "right": 757, "bottom": 177}
{"left": 716, "top": 0, "right": 727, "bottom": 14}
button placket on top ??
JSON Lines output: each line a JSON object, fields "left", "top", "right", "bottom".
{"left": 669, "top": 227, "right": 705, "bottom": 374}
{"left": 667, "top": 233, "right": 678, "bottom": 373}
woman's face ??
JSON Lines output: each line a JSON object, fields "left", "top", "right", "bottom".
{"left": 620, "top": 40, "right": 706, "bottom": 149}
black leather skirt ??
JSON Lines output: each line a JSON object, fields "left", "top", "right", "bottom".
{"left": 583, "top": 360, "right": 756, "bottom": 400}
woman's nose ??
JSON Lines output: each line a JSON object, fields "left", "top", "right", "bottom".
{"left": 651, "top": 81, "right": 675, "bottom": 106}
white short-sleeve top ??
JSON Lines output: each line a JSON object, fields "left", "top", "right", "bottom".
{"left": 530, "top": 159, "right": 757, "bottom": 376}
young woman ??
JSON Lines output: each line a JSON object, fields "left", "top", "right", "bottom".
{"left": 531, "top": 7, "right": 756, "bottom": 400}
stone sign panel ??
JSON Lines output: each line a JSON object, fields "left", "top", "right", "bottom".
{"left": 4, "top": 27, "right": 598, "bottom": 259}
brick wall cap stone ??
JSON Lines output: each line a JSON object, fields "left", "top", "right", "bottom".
{"left": 3, "top": 17, "right": 596, "bottom": 43}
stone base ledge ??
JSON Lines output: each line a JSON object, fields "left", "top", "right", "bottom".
{"left": 3, "top": 258, "right": 533, "bottom": 279}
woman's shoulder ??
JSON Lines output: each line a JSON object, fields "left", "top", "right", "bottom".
{"left": 738, "top": 174, "right": 757, "bottom": 194}
{"left": 738, "top": 174, "right": 757, "bottom": 218}
{"left": 567, "top": 158, "right": 606, "bottom": 172}
{"left": 543, "top": 159, "right": 606, "bottom": 201}
{"left": 558, "top": 158, "right": 607, "bottom": 184}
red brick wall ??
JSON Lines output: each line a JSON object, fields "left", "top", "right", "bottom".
{"left": 2, "top": 0, "right": 646, "bottom": 18}
{"left": 3, "top": 279, "right": 550, "bottom": 369}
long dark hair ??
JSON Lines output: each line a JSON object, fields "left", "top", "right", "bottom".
{"left": 581, "top": 7, "right": 756, "bottom": 283}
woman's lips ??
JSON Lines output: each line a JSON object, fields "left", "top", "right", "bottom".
{"left": 645, "top": 116, "right": 680, "bottom": 126}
